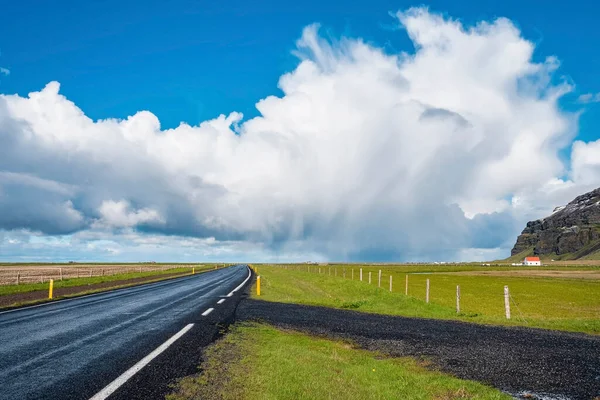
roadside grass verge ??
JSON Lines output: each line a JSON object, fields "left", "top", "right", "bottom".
{"left": 167, "top": 323, "right": 509, "bottom": 400}
{"left": 253, "top": 265, "right": 600, "bottom": 334}
{"left": 0, "top": 267, "right": 209, "bottom": 297}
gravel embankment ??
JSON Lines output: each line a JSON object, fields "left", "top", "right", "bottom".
{"left": 237, "top": 299, "right": 600, "bottom": 400}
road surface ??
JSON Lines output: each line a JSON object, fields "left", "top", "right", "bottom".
{"left": 0, "top": 264, "right": 251, "bottom": 400}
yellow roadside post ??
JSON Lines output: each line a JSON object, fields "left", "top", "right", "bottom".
{"left": 192, "top": 267, "right": 195, "bottom": 275}
{"left": 257, "top": 276, "right": 261, "bottom": 296}
{"left": 49, "top": 279, "right": 54, "bottom": 299}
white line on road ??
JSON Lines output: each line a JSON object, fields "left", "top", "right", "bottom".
{"left": 202, "top": 308, "right": 214, "bottom": 316}
{"left": 226, "top": 266, "right": 252, "bottom": 297}
{"left": 89, "top": 323, "right": 194, "bottom": 400}
{"left": 217, "top": 299, "right": 225, "bottom": 304}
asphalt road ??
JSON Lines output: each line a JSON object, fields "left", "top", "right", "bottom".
{"left": 238, "top": 299, "right": 600, "bottom": 400}
{"left": 0, "top": 264, "right": 251, "bottom": 400}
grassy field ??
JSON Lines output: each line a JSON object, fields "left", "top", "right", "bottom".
{"left": 251, "top": 264, "right": 600, "bottom": 334}
{"left": 167, "top": 323, "right": 509, "bottom": 400}
{"left": 0, "top": 266, "right": 212, "bottom": 297}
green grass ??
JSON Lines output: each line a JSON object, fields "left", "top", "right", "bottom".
{"left": 0, "top": 266, "right": 213, "bottom": 298}
{"left": 167, "top": 323, "right": 509, "bottom": 400}
{"left": 252, "top": 265, "right": 600, "bottom": 335}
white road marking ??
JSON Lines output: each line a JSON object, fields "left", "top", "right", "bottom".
{"left": 231, "top": 266, "right": 252, "bottom": 293}
{"left": 202, "top": 308, "right": 214, "bottom": 316}
{"left": 89, "top": 323, "right": 194, "bottom": 400}
{"left": 217, "top": 299, "right": 225, "bottom": 304}
{"left": 225, "top": 266, "right": 253, "bottom": 297}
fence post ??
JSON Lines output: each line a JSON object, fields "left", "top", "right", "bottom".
{"left": 378, "top": 270, "right": 382, "bottom": 288}
{"left": 16, "top": 273, "right": 20, "bottom": 285}
{"left": 319, "top": 268, "right": 321, "bottom": 274}
{"left": 389, "top": 275, "right": 393, "bottom": 292}
{"left": 360, "top": 268, "right": 363, "bottom": 281}
{"left": 456, "top": 285, "right": 461, "bottom": 314}
{"left": 49, "top": 279, "right": 54, "bottom": 299}
{"left": 405, "top": 275, "right": 408, "bottom": 295}
{"left": 426, "top": 279, "right": 430, "bottom": 303}
{"left": 89, "top": 269, "right": 92, "bottom": 278}
{"left": 352, "top": 269, "right": 354, "bottom": 280}
{"left": 368, "top": 272, "right": 372, "bottom": 284}
{"left": 504, "top": 286, "right": 511, "bottom": 319}
{"left": 343, "top": 269, "right": 346, "bottom": 279}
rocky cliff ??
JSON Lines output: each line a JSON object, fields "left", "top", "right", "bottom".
{"left": 511, "top": 187, "right": 600, "bottom": 259}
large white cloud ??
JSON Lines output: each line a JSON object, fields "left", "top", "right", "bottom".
{"left": 0, "top": 7, "right": 597, "bottom": 261}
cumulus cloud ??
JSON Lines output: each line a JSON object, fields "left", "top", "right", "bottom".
{"left": 95, "top": 200, "right": 164, "bottom": 228}
{"left": 0, "top": 7, "right": 597, "bottom": 261}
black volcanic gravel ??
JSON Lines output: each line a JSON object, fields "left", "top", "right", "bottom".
{"left": 236, "top": 299, "right": 600, "bottom": 400}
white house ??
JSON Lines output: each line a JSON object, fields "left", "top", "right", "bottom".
{"left": 523, "top": 256, "right": 541, "bottom": 266}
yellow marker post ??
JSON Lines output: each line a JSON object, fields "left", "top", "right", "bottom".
{"left": 256, "top": 276, "right": 261, "bottom": 296}
{"left": 192, "top": 267, "right": 195, "bottom": 275}
{"left": 49, "top": 279, "right": 54, "bottom": 299}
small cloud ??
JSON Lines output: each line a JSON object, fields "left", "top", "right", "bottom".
{"left": 95, "top": 200, "right": 164, "bottom": 229}
{"left": 578, "top": 92, "right": 600, "bottom": 104}
{"left": 0, "top": 67, "right": 9, "bottom": 76}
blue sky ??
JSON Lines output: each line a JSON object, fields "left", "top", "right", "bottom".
{"left": 1, "top": 1, "right": 599, "bottom": 262}
{"left": 1, "top": 0, "right": 599, "bottom": 138}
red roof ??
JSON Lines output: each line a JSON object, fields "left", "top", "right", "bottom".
{"left": 524, "top": 257, "right": 540, "bottom": 261}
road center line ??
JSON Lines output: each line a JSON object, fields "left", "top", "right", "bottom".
{"left": 202, "top": 308, "right": 214, "bottom": 316}
{"left": 217, "top": 299, "right": 225, "bottom": 304}
{"left": 89, "top": 323, "right": 194, "bottom": 400}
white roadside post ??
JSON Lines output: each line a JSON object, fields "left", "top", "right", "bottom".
{"left": 426, "top": 279, "right": 430, "bottom": 303}
{"left": 368, "top": 272, "right": 372, "bottom": 284}
{"left": 352, "top": 269, "right": 354, "bottom": 280}
{"left": 405, "top": 275, "right": 408, "bottom": 295}
{"left": 504, "top": 285, "right": 511, "bottom": 319}
{"left": 378, "top": 270, "right": 382, "bottom": 288}
{"left": 389, "top": 275, "right": 393, "bottom": 292}
{"left": 456, "top": 285, "right": 461, "bottom": 314}
{"left": 360, "top": 268, "right": 363, "bottom": 281}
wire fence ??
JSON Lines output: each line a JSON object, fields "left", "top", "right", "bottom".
{"left": 277, "top": 264, "right": 534, "bottom": 321}
{"left": 0, "top": 265, "right": 195, "bottom": 286}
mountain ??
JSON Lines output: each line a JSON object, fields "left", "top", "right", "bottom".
{"left": 510, "top": 188, "right": 600, "bottom": 261}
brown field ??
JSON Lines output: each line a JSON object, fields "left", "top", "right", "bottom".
{"left": 0, "top": 264, "right": 195, "bottom": 285}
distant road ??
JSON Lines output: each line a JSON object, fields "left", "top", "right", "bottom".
{"left": 0, "top": 264, "right": 251, "bottom": 400}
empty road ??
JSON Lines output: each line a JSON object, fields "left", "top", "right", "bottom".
{"left": 0, "top": 264, "right": 251, "bottom": 400}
